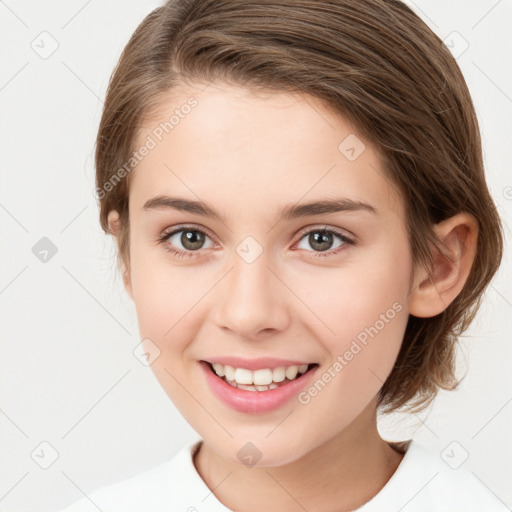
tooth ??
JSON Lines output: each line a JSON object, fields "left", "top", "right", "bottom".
{"left": 285, "top": 366, "right": 299, "bottom": 380}
{"left": 255, "top": 385, "right": 270, "bottom": 391}
{"left": 269, "top": 383, "right": 278, "bottom": 390}
{"left": 217, "top": 363, "right": 310, "bottom": 385}
{"left": 212, "top": 363, "right": 224, "bottom": 377}
{"left": 253, "top": 368, "right": 273, "bottom": 386}
{"left": 237, "top": 383, "right": 258, "bottom": 391}
{"left": 224, "top": 365, "right": 236, "bottom": 381}
{"left": 234, "top": 368, "right": 253, "bottom": 385}
{"left": 272, "top": 367, "right": 286, "bottom": 382}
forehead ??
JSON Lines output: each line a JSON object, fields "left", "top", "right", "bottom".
{"left": 130, "top": 81, "right": 403, "bottom": 221}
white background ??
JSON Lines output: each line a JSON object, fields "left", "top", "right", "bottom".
{"left": 1, "top": 1, "right": 511, "bottom": 510}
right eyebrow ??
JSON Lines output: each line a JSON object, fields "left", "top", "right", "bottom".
{"left": 142, "top": 195, "right": 226, "bottom": 222}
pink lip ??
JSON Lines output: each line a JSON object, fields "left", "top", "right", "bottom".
{"left": 203, "top": 356, "right": 314, "bottom": 371}
{"left": 199, "top": 360, "right": 319, "bottom": 414}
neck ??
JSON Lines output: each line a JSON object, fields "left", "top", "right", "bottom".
{"left": 193, "top": 400, "right": 404, "bottom": 512}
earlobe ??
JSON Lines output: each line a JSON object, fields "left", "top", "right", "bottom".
{"left": 409, "top": 213, "right": 478, "bottom": 318}
{"left": 107, "top": 210, "right": 121, "bottom": 235}
{"left": 107, "top": 210, "right": 134, "bottom": 301}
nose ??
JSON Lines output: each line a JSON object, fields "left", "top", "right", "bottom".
{"left": 212, "top": 252, "right": 290, "bottom": 340}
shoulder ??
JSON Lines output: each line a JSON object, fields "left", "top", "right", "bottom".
{"left": 59, "top": 439, "right": 229, "bottom": 512}
{"left": 358, "top": 440, "right": 509, "bottom": 512}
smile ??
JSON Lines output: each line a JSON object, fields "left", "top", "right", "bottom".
{"left": 208, "top": 361, "right": 312, "bottom": 391}
{"left": 199, "top": 360, "right": 319, "bottom": 414}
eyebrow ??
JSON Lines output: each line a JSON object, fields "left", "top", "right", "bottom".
{"left": 142, "top": 195, "right": 377, "bottom": 222}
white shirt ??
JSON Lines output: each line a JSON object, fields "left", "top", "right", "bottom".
{"left": 61, "top": 438, "right": 509, "bottom": 512}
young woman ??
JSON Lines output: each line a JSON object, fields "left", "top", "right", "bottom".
{"left": 62, "top": 0, "right": 506, "bottom": 510}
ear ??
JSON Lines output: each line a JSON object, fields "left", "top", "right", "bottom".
{"left": 107, "top": 210, "right": 133, "bottom": 301}
{"left": 409, "top": 213, "right": 478, "bottom": 318}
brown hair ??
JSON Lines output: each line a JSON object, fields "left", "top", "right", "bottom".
{"left": 95, "top": 0, "right": 503, "bottom": 412}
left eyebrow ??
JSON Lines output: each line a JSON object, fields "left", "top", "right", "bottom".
{"left": 142, "top": 195, "right": 377, "bottom": 222}
{"left": 279, "top": 198, "right": 377, "bottom": 221}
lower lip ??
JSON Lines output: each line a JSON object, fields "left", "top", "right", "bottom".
{"left": 199, "top": 361, "right": 319, "bottom": 414}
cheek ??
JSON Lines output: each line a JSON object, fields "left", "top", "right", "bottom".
{"left": 128, "top": 247, "right": 210, "bottom": 413}
{"left": 300, "top": 240, "right": 411, "bottom": 335}
{"left": 293, "top": 273, "right": 409, "bottom": 436}
{"left": 295, "top": 239, "right": 412, "bottom": 388}
{"left": 129, "top": 245, "right": 208, "bottom": 348}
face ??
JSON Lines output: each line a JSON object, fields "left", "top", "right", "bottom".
{"left": 122, "top": 81, "right": 415, "bottom": 466}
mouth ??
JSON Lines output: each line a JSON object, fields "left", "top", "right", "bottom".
{"left": 201, "top": 360, "right": 319, "bottom": 392}
{"left": 199, "top": 359, "right": 320, "bottom": 414}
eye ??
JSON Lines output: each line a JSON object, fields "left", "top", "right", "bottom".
{"left": 157, "top": 226, "right": 215, "bottom": 258}
{"left": 157, "top": 225, "right": 355, "bottom": 260}
{"left": 295, "top": 227, "right": 355, "bottom": 258}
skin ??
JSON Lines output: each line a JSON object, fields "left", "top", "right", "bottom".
{"left": 107, "top": 81, "right": 478, "bottom": 511}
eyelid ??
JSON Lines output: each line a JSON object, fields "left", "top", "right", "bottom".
{"left": 159, "top": 224, "right": 354, "bottom": 243}
{"left": 294, "top": 224, "right": 356, "bottom": 245}
{"left": 160, "top": 223, "right": 218, "bottom": 244}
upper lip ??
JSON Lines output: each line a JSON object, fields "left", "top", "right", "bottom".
{"left": 202, "top": 357, "right": 316, "bottom": 371}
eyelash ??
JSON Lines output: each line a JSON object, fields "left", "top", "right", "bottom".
{"left": 156, "top": 225, "right": 356, "bottom": 259}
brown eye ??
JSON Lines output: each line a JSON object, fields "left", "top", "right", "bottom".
{"left": 308, "top": 231, "right": 335, "bottom": 252}
{"left": 159, "top": 227, "right": 215, "bottom": 255}
{"left": 296, "top": 227, "right": 354, "bottom": 257}
{"left": 179, "top": 229, "right": 206, "bottom": 250}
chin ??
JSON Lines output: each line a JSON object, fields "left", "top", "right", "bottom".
{"left": 210, "top": 435, "right": 311, "bottom": 469}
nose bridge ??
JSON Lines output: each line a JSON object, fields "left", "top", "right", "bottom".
{"left": 213, "top": 245, "right": 289, "bottom": 337}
